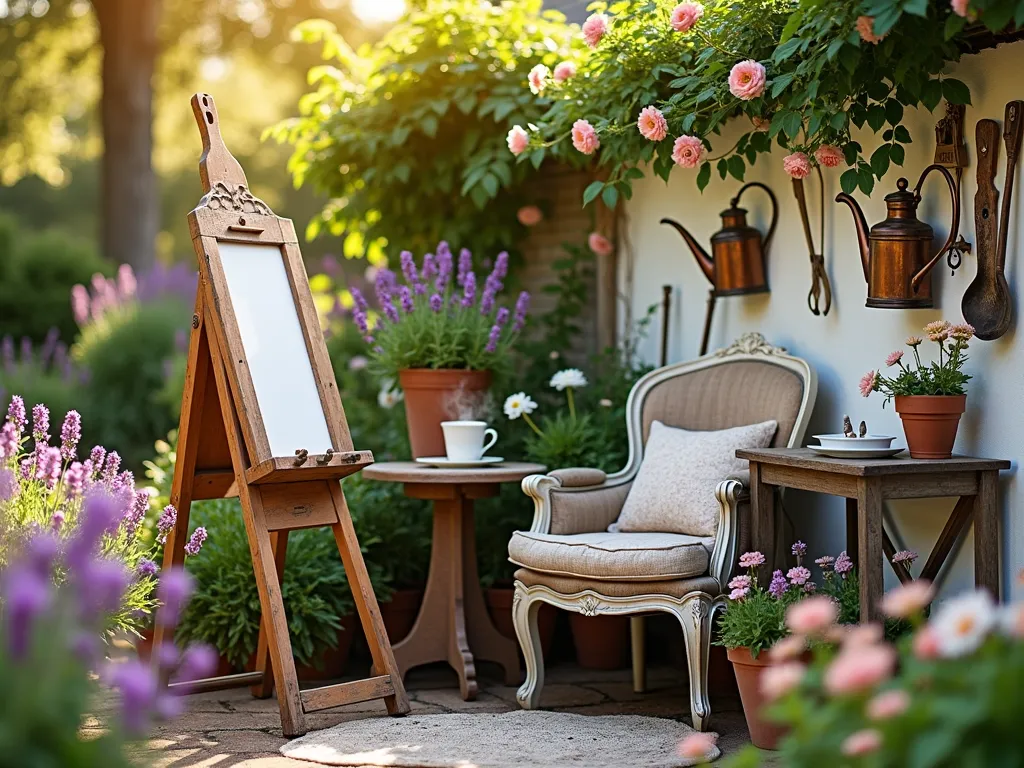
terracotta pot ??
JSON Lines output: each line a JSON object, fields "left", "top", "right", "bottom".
{"left": 379, "top": 588, "right": 424, "bottom": 644}
{"left": 398, "top": 368, "right": 493, "bottom": 458}
{"left": 727, "top": 646, "right": 787, "bottom": 750}
{"left": 895, "top": 394, "right": 966, "bottom": 459}
{"left": 485, "top": 587, "right": 557, "bottom": 659}
{"left": 568, "top": 613, "right": 630, "bottom": 670}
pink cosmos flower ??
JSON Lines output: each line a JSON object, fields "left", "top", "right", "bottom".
{"left": 507, "top": 125, "right": 529, "bottom": 156}
{"left": 857, "top": 15, "right": 885, "bottom": 44}
{"left": 843, "top": 623, "right": 884, "bottom": 648}
{"left": 814, "top": 144, "right": 844, "bottom": 168}
{"left": 859, "top": 369, "right": 877, "bottom": 398}
{"left": 770, "top": 634, "right": 806, "bottom": 662}
{"left": 824, "top": 643, "right": 896, "bottom": 695}
{"left": 783, "top": 152, "right": 811, "bottom": 179}
{"left": 637, "top": 106, "right": 668, "bottom": 141}
{"left": 951, "top": 0, "right": 970, "bottom": 17}
{"left": 672, "top": 135, "right": 705, "bottom": 168}
{"left": 866, "top": 689, "right": 910, "bottom": 720}
{"left": 582, "top": 13, "right": 609, "bottom": 48}
{"left": 885, "top": 349, "right": 904, "bottom": 367}
{"left": 842, "top": 729, "right": 882, "bottom": 757}
{"left": 760, "top": 661, "right": 805, "bottom": 701}
{"left": 571, "top": 119, "right": 600, "bottom": 155}
{"left": 786, "top": 596, "right": 838, "bottom": 635}
{"left": 528, "top": 64, "right": 549, "bottom": 95}
{"left": 677, "top": 732, "right": 717, "bottom": 759}
{"left": 670, "top": 1, "right": 703, "bottom": 33}
{"left": 913, "top": 626, "right": 941, "bottom": 659}
{"left": 738, "top": 551, "right": 766, "bottom": 569}
{"left": 553, "top": 61, "right": 577, "bottom": 83}
{"left": 728, "top": 60, "right": 767, "bottom": 100}
{"left": 588, "top": 232, "right": 614, "bottom": 257}
{"left": 517, "top": 206, "right": 543, "bottom": 227}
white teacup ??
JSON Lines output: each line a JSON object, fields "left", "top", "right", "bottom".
{"left": 441, "top": 420, "right": 498, "bottom": 462}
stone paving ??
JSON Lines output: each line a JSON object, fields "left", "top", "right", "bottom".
{"left": 122, "top": 663, "right": 758, "bottom": 766}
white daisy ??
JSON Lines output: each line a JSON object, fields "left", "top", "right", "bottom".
{"left": 930, "top": 590, "right": 997, "bottom": 658}
{"left": 377, "top": 383, "right": 404, "bottom": 409}
{"left": 503, "top": 392, "right": 537, "bottom": 420}
{"left": 549, "top": 368, "right": 588, "bottom": 391}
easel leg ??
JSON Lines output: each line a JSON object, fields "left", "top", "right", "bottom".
{"left": 252, "top": 530, "right": 289, "bottom": 699}
{"left": 329, "top": 483, "right": 411, "bottom": 716}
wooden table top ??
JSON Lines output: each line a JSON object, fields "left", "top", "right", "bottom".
{"left": 736, "top": 447, "right": 1010, "bottom": 477}
{"left": 362, "top": 461, "right": 547, "bottom": 485}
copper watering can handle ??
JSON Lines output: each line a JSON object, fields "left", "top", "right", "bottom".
{"left": 910, "top": 163, "right": 961, "bottom": 293}
{"left": 731, "top": 181, "right": 779, "bottom": 258}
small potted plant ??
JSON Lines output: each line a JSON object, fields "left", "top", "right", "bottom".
{"left": 860, "top": 320, "right": 973, "bottom": 459}
{"left": 350, "top": 243, "right": 530, "bottom": 458}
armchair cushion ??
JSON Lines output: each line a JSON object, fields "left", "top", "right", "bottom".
{"left": 508, "top": 530, "right": 712, "bottom": 581}
{"left": 549, "top": 467, "right": 608, "bottom": 488}
{"left": 613, "top": 419, "right": 777, "bottom": 537}
{"left": 514, "top": 568, "right": 721, "bottom": 600}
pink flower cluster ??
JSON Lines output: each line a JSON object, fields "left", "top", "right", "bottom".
{"left": 669, "top": 1, "right": 703, "bottom": 33}
{"left": 783, "top": 151, "right": 811, "bottom": 179}
{"left": 636, "top": 106, "right": 668, "bottom": 142}
{"left": 814, "top": 144, "right": 843, "bottom": 168}
{"left": 572, "top": 119, "right": 601, "bottom": 155}
{"left": 728, "top": 60, "right": 766, "bottom": 101}
{"left": 582, "top": 13, "right": 609, "bottom": 48}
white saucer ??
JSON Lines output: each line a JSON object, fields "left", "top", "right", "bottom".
{"left": 809, "top": 445, "right": 905, "bottom": 460}
{"left": 415, "top": 456, "right": 505, "bottom": 468}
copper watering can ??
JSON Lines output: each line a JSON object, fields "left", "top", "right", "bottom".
{"left": 661, "top": 181, "right": 779, "bottom": 295}
{"left": 835, "top": 164, "right": 960, "bottom": 309}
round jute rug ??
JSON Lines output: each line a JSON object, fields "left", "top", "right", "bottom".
{"left": 280, "top": 710, "right": 719, "bottom": 767}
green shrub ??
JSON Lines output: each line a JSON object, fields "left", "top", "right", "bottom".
{"left": 0, "top": 214, "right": 112, "bottom": 344}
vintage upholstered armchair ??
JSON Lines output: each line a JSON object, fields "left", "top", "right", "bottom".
{"left": 509, "top": 333, "right": 816, "bottom": 731}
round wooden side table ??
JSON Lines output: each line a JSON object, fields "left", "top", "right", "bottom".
{"left": 361, "top": 461, "right": 545, "bottom": 700}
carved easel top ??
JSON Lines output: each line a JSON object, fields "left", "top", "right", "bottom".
{"left": 191, "top": 93, "right": 274, "bottom": 217}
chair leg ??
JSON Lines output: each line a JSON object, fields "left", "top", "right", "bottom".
{"left": 512, "top": 583, "right": 544, "bottom": 709}
{"left": 677, "top": 592, "right": 713, "bottom": 732}
{"left": 630, "top": 616, "right": 646, "bottom": 693}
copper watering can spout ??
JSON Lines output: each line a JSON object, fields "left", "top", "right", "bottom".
{"left": 834, "top": 191, "right": 872, "bottom": 282}
{"left": 660, "top": 217, "right": 715, "bottom": 283}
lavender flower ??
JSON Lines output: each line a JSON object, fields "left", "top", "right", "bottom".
{"left": 457, "top": 248, "right": 473, "bottom": 287}
{"left": 400, "top": 250, "right": 425, "bottom": 295}
{"left": 71, "top": 284, "right": 90, "bottom": 326}
{"left": 156, "top": 504, "right": 177, "bottom": 544}
{"left": 66, "top": 491, "right": 121, "bottom": 566}
{"left": 155, "top": 641, "right": 180, "bottom": 670}
{"left": 31, "top": 403, "right": 49, "bottom": 445}
{"left": 374, "top": 268, "right": 396, "bottom": 309}
{"left": 20, "top": 336, "right": 32, "bottom": 365}
{"left": 0, "top": 422, "right": 18, "bottom": 460}
{"left": 137, "top": 558, "right": 158, "bottom": 577}
{"left": 4, "top": 565, "right": 51, "bottom": 658}
{"left": 185, "top": 526, "right": 208, "bottom": 557}
{"left": 50, "top": 509, "right": 65, "bottom": 531}
{"left": 90, "top": 445, "right": 106, "bottom": 475}
{"left": 435, "top": 242, "right": 453, "bottom": 292}
{"left": 512, "top": 291, "right": 531, "bottom": 332}
{"left": 398, "top": 285, "right": 415, "bottom": 314}
{"left": 1, "top": 337, "right": 15, "bottom": 373}
{"left": 0, "top": 467, "right": 16, "bottom": 502}
{"left": 461, "top": 271, "right": 477, "bottom": 308}
{"left": 176, "top": 644, "right": 218, "bottom": 683}
{"left": 429, "top": 293, "right": 443, "bottom": 312}
{"left": 157, "top": 568, "right": 194, "bottom": 625}
{"left": 102, "top": 450, "right": 121, "bottom": 483}
{"left": 350, "top": 286, "right": 369, "bottom": 314}
{"left": 40, "top": 328, "right": 59, "bottom": 368}
{"left": 6, "top": 394, "right": 26, "bottom": 434}
{"left": 105, "top": 660, "right": 158, "bottom": 735}
{"left": 81, "top": 558, "right": 131, "bottom": 616}
{"left": 768, "top": 569, "right": 788, "bottom": 598}
{"left": 123, "top": 490, "right": 149, "bottom": 537}
{"left": 352, "top": 306, "right": 374, "bottom": 344}
{"left": 484, "top": 324, "right": 502, "bottom": 354}
{"left": 36, "top": 446, "right": 62, "bottom": 489}
{"left": 421, "top": 253, "right": 437, "bottom": 282}
{"left": 480, "top": 251, "right": 509, "bottom": 314}
{"left": 27, "top": 532, "right": 60, "bottom": 576}
{"left": 834, "top": 551, "right": 854, "bottom": 576}
{"left": 60, "top": 410, "right": 81, "bottom": 461}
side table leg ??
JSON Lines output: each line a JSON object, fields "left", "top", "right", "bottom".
{"left": 749, "top": 463, "right": 776, "bottom": 568}
{"left": 846, "top": 498, "right": 859, "bottom": 568}
{"left": 446, "top": 496, "right": 478, "bottom": 700}
{"left": 974, "top": 471, "right": 1000, "bottom": 600}
{"left": 857, "top": 478, "right": 883, "bottom": 623}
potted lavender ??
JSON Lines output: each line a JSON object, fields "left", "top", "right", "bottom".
{"left": 350, "top": 242, "right": 530, "bottom": 457}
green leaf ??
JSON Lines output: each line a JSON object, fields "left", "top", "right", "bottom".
{"left": 942, "top": 78, "right": 972, "bottom": 106}
{"left": 866, "top": 105, "right": 886, "bottom": 132}
{"left": 771, "top": 73, "right": 795, "bottom": 98}
{"left": 838, "top": 44, "right": 860, "bottom": 73}
{"left": 696, "top": 161, "right": 711, "bottom": 192}
{"left": 890, "top": 143, "right": 906, "bottom": 166}
{"left": 582, "top": 180, "right": 604, "bottom": 206}
{"left": 857, "top": 166, "right": 875, "bottom": 195}
{"left": 830, "top": 112, "right": 847, "bottom": 131}
{"left": 840, "top": 169, "right": 859, "bottom": 195}
{"left": 717, "top": 158, "right": 728, "bottom": 180}
{"left": 601, "top": 185, "right": 619, "bottom": 209}
{"left": 773, "top": 37, "right": 802, "bottom": 63}
{"left": 944, "top": 12, "right": 967, "bottom": 39}
{"left": 782, "top": 111, "right": 803, "bottom": 141}
{"left": 885, "top": 99, "right": 904, "bottom": 126}
{"left": 727, "top": 155, "right": 745, "bottom": 181}
{"left": 895, "top": 125, "right": 912, "bottom": 143}
{"left": 529, "top": 148, "right": 545, "bottom": 170}
{"left": 481, "top": 173, "right": 498, "bottom": 197}
{"left": 421, "top": 115, "right": 438, "bottom": 138}
{"left": 870, "top": 144, "right": 891, "bottom": 177}
{"left": 921, "top": 79, "right": 943, "bottom": 111}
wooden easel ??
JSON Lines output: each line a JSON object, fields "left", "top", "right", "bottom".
{"left": 152, "top": 93, "right": 409, "bottom": 737}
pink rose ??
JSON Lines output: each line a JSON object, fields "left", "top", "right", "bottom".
{"left": 857, "top": 15, "right": 885, "bottom": 44}
{"left": 951, "top": 0, "right": 970, "bottom": 17}
{"left": 859, "top": 369, "right": 877, "bottom": 398}
{"left": 866, "top": 689, "right": 910, "bottom": 720}
{"left": 672, "top": 134, "right": 705, "bottom": 168}
{"left": 824, "top": 644, "right": 896, "bottom": 695}
{"left": 760, "top": 661, "right": 805, "bottom": 701}
{"left": 913, "top": 626, "right": 941, "bottom": 659}
{"left": 582, "top": 13, "right": 609, "bottom": 48}
{"left": 783, "top": 151, "right": 811, "bottom": 179}
{"left": 588, "top": 232, "right": 614, "bottom": 257}
{"left": 677, "top": 732, "right": 717, "bottom": 759}
{"left": 670, "top": 1, "right": 703, "bottom": 32}
{"left": 571, "top": 119, "right": 600, "bottom": 155}
{"left": 528, "top": 64, "right": 549, "bottom": 95}
{"left": 637, "top": 106, "right": 668, "bottom": 141}
{"left": 507, "top": 125, "right": 529, "bottom": 156}
{"left": 814, "top": 144, "right": 843, "bottom": 168}
{"left": 842, "top": 729, "right": 882, "bottom": 757}
{"left": 728, "top": 59, "right": 766, "bottom": 100}
{"left": 553, "top": 61, "right": 577, "bottom": 83}
{"left": 517, "top": 205, "right": 543, "bottom": 227}
{"left": 786, "top": 596, "right": 838, "bottom": 635}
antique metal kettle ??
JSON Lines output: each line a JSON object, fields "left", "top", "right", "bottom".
{"left": 835, "top": 164, "right": 960, "bottom": 309}
{"left": 661, "top": 181, "right": 778, "bottom": 295}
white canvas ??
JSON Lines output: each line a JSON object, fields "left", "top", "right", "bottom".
{"left": 218, "top": 242, "right": 333, "bottom": 457}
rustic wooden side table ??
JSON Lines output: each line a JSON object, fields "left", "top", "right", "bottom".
{"left": 736, "top": 448, "right": 1010, "bottom": 621}
{"left": 361, "top": 461, "right": 545, "bottom": 700}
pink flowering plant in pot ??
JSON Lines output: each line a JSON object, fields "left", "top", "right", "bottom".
{"left": 0, "top": 395, "right": 207, "bottom": 636}
{"left": 722, "top": 579, "right": 1024, "bottom": 768}
{"left": 861, "top": 320, "right": 973, "bottom": 459}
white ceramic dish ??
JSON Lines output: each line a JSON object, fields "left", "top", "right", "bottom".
{"left": 414, "top": 456, "right": 505, "bottom": 468}
{"left": 813, "top": 433, "right": 897, "bottom": 450}
{"left": 808, "top": 445, "right": 904, "bottom": 460}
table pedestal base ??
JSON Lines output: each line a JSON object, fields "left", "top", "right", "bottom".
{"left": 389, "top": 486, "right": 519, "bottom": 700}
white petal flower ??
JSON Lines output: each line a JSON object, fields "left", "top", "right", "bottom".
{"left": 377, "top": 383, "right": 404, "bottom": 409}
{"left": 930, "top": 590, "right": 997, "bottom": 658}
{"left": 549, "top": 368, "right": 588, "bottom": 391}
{"left": 503, "top": 392, "right": 537, "bottom": 420}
